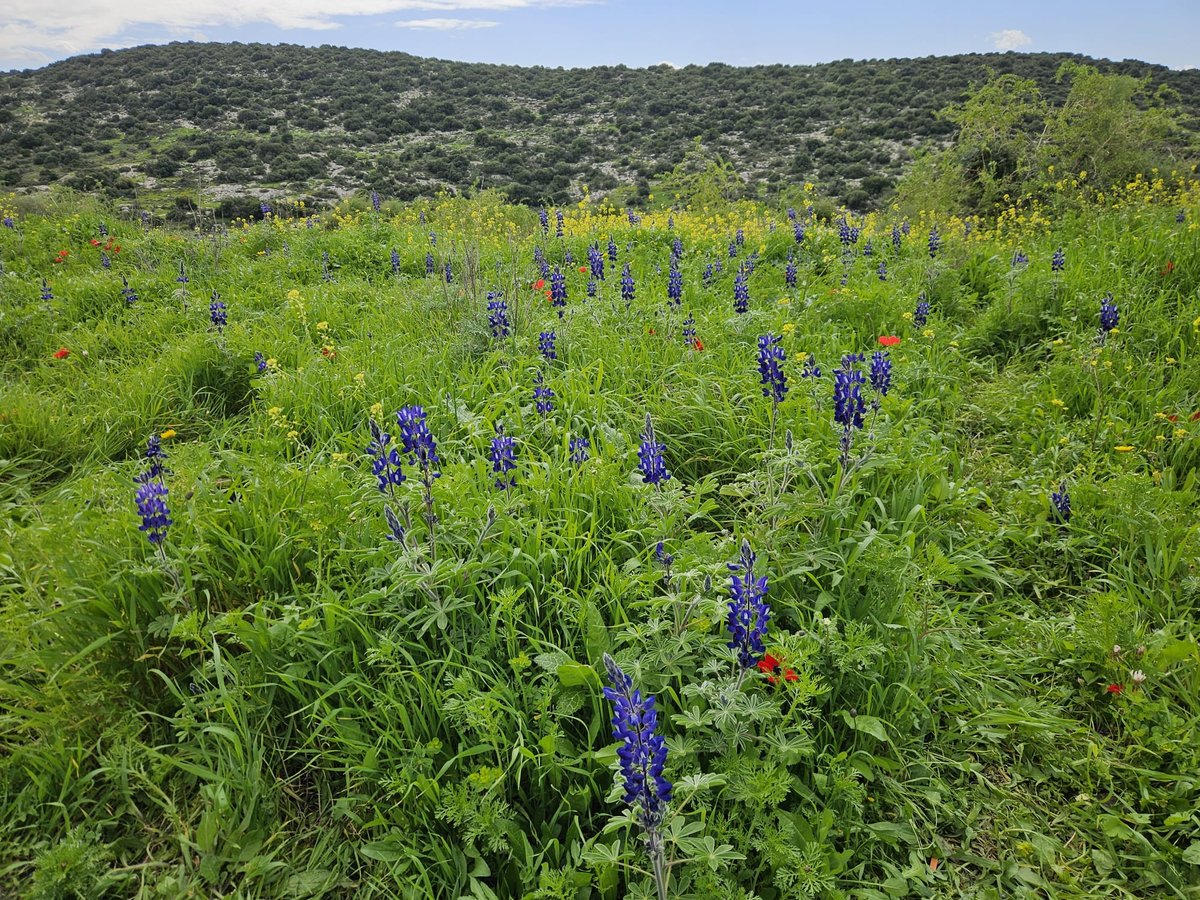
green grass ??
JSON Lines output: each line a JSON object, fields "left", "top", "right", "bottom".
{"left": 0, "top": 186, "right": 1199, "bottom": 899}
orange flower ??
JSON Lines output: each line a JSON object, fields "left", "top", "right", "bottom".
{"left": 533, "top": 279, "right": 545, "bottom": 290}
{"left": 53, "top": 347, "right": 70, "bottom": 359}
{"left": 578, "top": 266, "right": 588, "bottom": 273}
{"left": 693, "top": 339, "right": 704, "bottom": 351}
{"left": 878, "top": 335, "right": 901, "bottom": 347}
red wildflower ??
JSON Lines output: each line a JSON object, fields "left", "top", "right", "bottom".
{"left": 533, "top": 279, "right": 545, "bottom": 290}
{"left": 757, "top": 653, "right": 798, "bottom": 685}
{"left": 878, "top": 335, "right": 901, "bottom": 347}
{"left": 648, "top": 328, "right": 656, "bottom": 335}
{"left": 89, "top": 239, "right": 100, "bottom": 246}
{"left": 1161, "top": 260, "right": 1175, "bottom": 276}
{"left": 578, "top": 266, "right": 588, "bottom": 273}
{"left": 321, "top": 346, "right": 337, "bottom": 359}
{"left": 1191, "top": 411, "right": 1200, "bottom": 422}
{"left": 1107, "top": 683, "right": 1124, "bottom": 694}
{"left": 112, "top": 245, "right": 121, "bottom": 253}
{"left": 1166, "top": 414, "right": 1179, "bottom": 423}
{"left": 693, "top": 338, "right": 704, "bottom": 351}
{"left": 53, "top": 347, "right": 70, "bottom": 359}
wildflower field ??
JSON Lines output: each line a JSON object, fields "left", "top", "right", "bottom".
{"left": 1, "top": 182, "right": 1199, "bottom": 899}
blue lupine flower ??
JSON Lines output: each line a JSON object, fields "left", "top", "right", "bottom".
{"left": 119, "top": 275, "right": 137, "bottom": 306}
{"left": 100, "top": 252, "right": 111, "bottom": 269}
{"left": 396, "top": 406, "right": 440, "bottom": 477}
{"left": 787, "top": 207, "right": 797, "bottom": 222}
{"left": 727, "top": 539, "right": 769, "bottom": 669}
{"left": 140, "top": 211, "right": 150, "bottom": 227}
{"left": 891, "top": 224, "right": 901, "bottom": 250}
{"left": 135, "top": 480, "right": 172, "bottom": 545}
{"left": 901, "top": 220, "right": 911, "bottom": 236}
{"left": 429, "top": 232, "right": 438, "bottom": 247}
{"left": 728, "top": 239, "right": 738, "bottom": 258}
{"left": 638, "top": 413, "right": 670, "bottom": 485}
{"left": 209, "top": 292, "right": 227, "bottom": 332}
{"left": 555, "top": 209, "right": 564, "bottom": 238}
{"left": 668, "top": 215, "right": 675, "bottom": 230}
{"left": 838, "top": 217, "right": 852, "bottom": 246}
{"left": 682, "top": 313, "right": 696, "bottom": 347}
{"left": 425, "top": 252, "right": 435, "bottom": 276}
{"left": 733, "top": 266, "right": 749, "bottom": 314}
{"left": 703, "top": 262, "right": 713, "bottom": 285}
{"left": 444, "top": 261, "right": 453, "bottom": 283}
{"left": 608, "top": 236, "right": 618, "bottom": 263}
{"left": 834, "top": 360, "right": 867, "bottom": 465}
{"left": 487, "top": 292, "right": 510, "bottom": 339}
{"left": 588, "top": 244, "right": 605, "bottom": 280}
{"left": 863, "top": 239, "right": 873, "bottom": 257}
{"left": 538, "top": 208, "right": 549, "bottom": 233}
{"left": 371, "top": 191, "right": 381, "bottom": 212}
{"left": 964, "top": 220, "right": 973, "bottom": 237}
{"left": 533, "top": 369, "right": 555, "bottom": 415}
{"left": 39, "top": 279, "right": 53, "bottom": 301}
{"left": 569, "top": 436, "right": 590, "bottom": 464}
{"left": 801, "top": 355, "right": 821, "bottom": 380}
{"left": 135, "top": 435, "right": 171, "bottom": 485}
{"left": 793, "top": 221, "right": 805, "bottom": 244}
{"left": 913, "top": 294, "right": 930, "bottom": 327}
{"left": 1, "top": 216, "right": 13, "bottom": 229}
{"left": 735, "top": 228, "right": 745, "bottom": 247}
{"left": 621, "top": 263, "right": 635, "bottom": 306}
{"left": 1177, "top": 210, "right": 1187, "bottom": 224}
{"left": 1100, "top": 293, "right": 1119, "bottom": 334}
{"left": 715, "top": 259, "right": 723, "bottom": 274}
{"left": 490, "top": 423, "right": 516, "bottom": 490}
{"left": 550, "top": 267, "right": 567, "bottom": 317}
{"left": 564, "top": 249, "right": 574, "bottom": 265}
{"left": 928, "top": 225, "right": 940, "bottom": 258}
{"left": 672, "top": 236, "right": 683, "bottom": 260}
{"left": 667, "top": 265, "right": 682, "bottom": 306}
{"left": 627, "top": 208, "right": 641, "bottom": 226}
{"left": 391, "top": 248, "right": 401, "bottom": 275}
{"left": 1012, "top": 250, "right": 1029, "bottom": 268}
{"left": 254, "top": 352, "right": 267, "bottom": 373}
{"left": 1051, "top": 247, "right": 1065, "bottom": 272}
{"left": 539, "top": 330, "right": 557, "bottom": 361}
{"left": 367, "top": 418, "right": 406, "bottom": 494}
{"left": 869, "top": 350, "right": 892, "bottom": 396}
{"left": 176, "top": 261, "right": 188, "bottom": 284}
{"left": 785, "top": 254, "right": 797, "bottom": 288}
{"left": 384, "top": 504, "right": 406, "bottom": 543}
{"left": 587, "top": 279, "right": 597, "bottom": 298}
{"left": 601, "top": 653, "right": 672, "bottom": 831}
{"left": 1051, "top": 482, "right": 1071, "bottom": 523}
{"left": 98, "top": 222, "right": 108, "bottom": 237}
{"left": 757, "top": 334, "right": 787, "bottom": 404}
{"left": 260, "top": 201, "right": 272, "bottom": 218}
{"left": 744, "top": 252, "right": 757, "bottom": 276}
{"left": 877, "top": 259, "right": 887, "bottom": 281}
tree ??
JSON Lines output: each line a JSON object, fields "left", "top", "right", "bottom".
{"left": 1041, "top": 62, "right": 1180, "bottom": 189}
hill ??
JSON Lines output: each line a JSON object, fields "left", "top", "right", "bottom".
{"left": 2, "top": 43, "right": 1199, "bottom": 212}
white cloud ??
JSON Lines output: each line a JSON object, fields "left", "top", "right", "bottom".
{"left": 395, "top": 17, "right": 498, "bottom": 28}
{"left": 0, "top": 0, "right": 593, "bottom": 68}
{"left": 991, "top": 29, "right": 1032, "bottom": 51}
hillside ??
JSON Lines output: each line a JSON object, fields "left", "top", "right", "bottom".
{"left": 2, "top": 43, "right": 1199, "bottom": 212}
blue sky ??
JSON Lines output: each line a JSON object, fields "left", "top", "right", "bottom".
{"left": 2, "top": 0, "right": 1197, "bottom": 73}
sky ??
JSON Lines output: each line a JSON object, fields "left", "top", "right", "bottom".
{"left": 2, "top": 0, "right": 1198, "bottom": 73}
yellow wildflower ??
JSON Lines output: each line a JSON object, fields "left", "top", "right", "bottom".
{"left": 160, "top": 429, "right": 177, "bottom": 440}
{"left": 1114, "top": 445, "right": 1135, "bottom": 452}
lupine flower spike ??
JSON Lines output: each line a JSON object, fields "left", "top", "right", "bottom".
{"left": 601, "top": 654, "right": 671, "bottom": 900}
{"left": 490, "top": 423, "right": 517, "bottom": 490}
{"left": 728, "top": 539, "right": 769, "bottom": 670}
{"left": 638, "top": 413, "right": 670, "bottom": 486}
{"left": 1051, "top": 482, "right": 1071, "bottom": 524}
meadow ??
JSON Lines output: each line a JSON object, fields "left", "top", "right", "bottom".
{"left": 1, "top": 180, "right": 1199, "bottom": 899}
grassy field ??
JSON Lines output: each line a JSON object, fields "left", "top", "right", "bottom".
{"left": 1, "top": 182, "right": 1199, "bottom": 899}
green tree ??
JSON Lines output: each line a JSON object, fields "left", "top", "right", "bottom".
{"left": 1041, "top": 62, "right": 1181, "bottom": 189}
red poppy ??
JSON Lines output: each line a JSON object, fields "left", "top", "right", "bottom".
{"left": 1166, "top": 414, "right": 1179, "bottom": 423}
{"left": 112, "top": 245, "right": 121, "bottom": 253}
{"left": 1161, "top": 260, "right": 1175, "bottom": 276}
{"left": 578, "top": 266, "right": 588, "bottom": 273}
{"left": 1107, "top": 683, "right": 1124, "bottom": 694}
{"left": 878, "top": 335, "right": 901, "bottom": 347}
{"left": 757, "top": 653, "right": 798, "bottom": 685}
{"left": 89, "top": 239, "right": 100, "bottom": 246}
{"left": 321, "top": 346, "right": 337, "bottom": 359}
{"left": 533, "top": 279, "right": 545, "bottom": 290}
{"left": 693, "top": 338, "right": 704, "bottom": 351}
{"left": 53, "top": 347, "right": 70, "bottom": 359}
